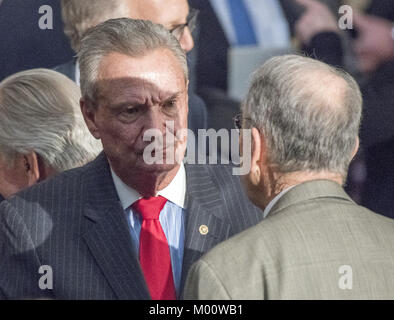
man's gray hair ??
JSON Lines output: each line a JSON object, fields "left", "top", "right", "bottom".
{"left": 243, "top": 55, "right": 362, "bottom": 178}
{"left": 61, "top": 0, "right": 130, "bottom": 52}
{"left": 0, "top": 69, "right": 102, "bottom": 172}
{"left": 78, "top": 18, "right": 188, "bottom": 105}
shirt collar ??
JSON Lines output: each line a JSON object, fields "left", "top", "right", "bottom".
{"left": 263, "top": 185, "right": 295, "bottom": 219}
{"left": 110, "top": 162, "right": 186, "bottom": 210}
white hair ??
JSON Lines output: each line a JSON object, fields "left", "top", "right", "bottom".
{"left": 78, "top": 18, "right": 188, "bottom": 106}
{"left": 61, "top": 0, "right": 130, "bottom": 52}
{"left": 243, "top": 55, "right": 362, "bottom": 178}
{"left": 0, "top": 69, "right": 102, "bottom": 171}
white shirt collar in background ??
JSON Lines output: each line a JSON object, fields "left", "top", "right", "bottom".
{"left": 263, "top": 185, "right": 295, "bottom": 219}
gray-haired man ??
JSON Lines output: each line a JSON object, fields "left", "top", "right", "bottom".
{"left": 0, "top": 69, "right": 101, "bottom": 201}
{"left": 184, "top": 55, "right": 394, "bottom": 300}
{"left": 0, "top": 18, "right": 262, "bottom": 300}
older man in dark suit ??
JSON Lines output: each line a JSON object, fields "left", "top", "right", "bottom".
{"left": 0, "top": 18, "right": 262, "bottom": 300}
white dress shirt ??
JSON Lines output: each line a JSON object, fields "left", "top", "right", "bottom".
{"left": 110, "top": 163, "right": 186, "bottom": 295}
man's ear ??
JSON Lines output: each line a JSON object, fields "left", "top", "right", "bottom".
{"left": 23, "top": 152, "right": 57, "bottom": 186}
{"left": 80, "top": 98, "right": 101, "bottom": 139}
{"left": 351, "top": 137, "right": 360, "bottom": 160}
{"left": 23, "top": 152, "right": 41, "bottom": 187}
{"left": 248, "top": 127, "right": 264, "bottom": 186}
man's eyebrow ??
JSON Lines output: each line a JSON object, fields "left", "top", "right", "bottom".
{"left": 107, "top": 100, "right": 144, "bottom": 110}
{"left": 161, "top": 90, "right": 186, "bottom": 103}
{"left": 167, "top": 17, "right": 187, "bottom": 30}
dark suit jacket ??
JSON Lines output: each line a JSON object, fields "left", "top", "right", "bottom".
{"left": 54, "top": 60, "right": 208, "bottom": 135}
{"left": 0, "top": 153, "right": 263, "bottom": 299}
{"left": 362, "top": 136, "right": 394, "bottom": 219}
{"left": 190, "top": 0, "right": 340, "bottom": 93}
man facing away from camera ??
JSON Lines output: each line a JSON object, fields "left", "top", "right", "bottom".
{"left": 184, "top": 55, "right": 394, "bottom": 300}
{"left": 0, "top": 18, "right": 262, "bottom": 300}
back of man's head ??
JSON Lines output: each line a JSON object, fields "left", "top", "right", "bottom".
{"left": 0, "top": 68, "right": 102, "bottom": 173}
{"left": 78, "top": 18, "right": 188, "bottom": 106}
{"left": 61, "top": 0, "right": 130, "bottom": 52}
{"left": 243, "top": 54, "right": 362, "bottom": 179}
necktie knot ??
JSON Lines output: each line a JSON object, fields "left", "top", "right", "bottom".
{"left": 132, "top": 196, "right": 167, "bottom": 220}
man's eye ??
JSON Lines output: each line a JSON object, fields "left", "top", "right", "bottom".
{"left": 123, "top": 107, "right": 140, "bottom": 115}
{"left": 164, "top": 99, "right": 177, "bottom": 108}
{"left": 117, "top": 106, "right": 141, "bottom": 122}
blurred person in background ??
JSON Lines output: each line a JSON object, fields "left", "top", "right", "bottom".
{"left": 190, "top": 0, "right": 292, "bottom": 94}
{"left": 190, "top": 0, "right": 291, "bottom": 132}
{"left": 189, "top": 0, "right": 340, "bottom": 132}
{"left": 57, "top": 0, "right": 208, "bottom": 135}
{"left": 0, "top": 69, "right": 102, "bottom": 202}
{"left": 351, "top": 3, "right": 394, "bottom": 218}
{"left": 295, "top": 0, "right": 394, "bottom": 146}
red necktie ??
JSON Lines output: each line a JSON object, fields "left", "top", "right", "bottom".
{"left": 132, "top": 196, "right": 176, "bottom": 300}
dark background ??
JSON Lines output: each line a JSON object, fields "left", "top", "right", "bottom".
{"left": 0, "top": 0, "right": 73, "bottom": 81}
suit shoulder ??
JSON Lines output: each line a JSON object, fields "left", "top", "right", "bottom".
{"left": 186, "top": 163, "right": 246, "bottom": 194}
{"left": 5, "top": 164, "right": 87, "bottom": 207}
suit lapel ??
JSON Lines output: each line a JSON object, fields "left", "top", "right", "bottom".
{"left": 81, "top": 153, "right": 150, "bottom": 299}
{"left": 180, "top": 164, "right": 231, "bottom": 291}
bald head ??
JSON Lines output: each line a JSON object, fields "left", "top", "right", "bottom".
{"left": 243, "top": 55, "right": 362, "bottom": 178}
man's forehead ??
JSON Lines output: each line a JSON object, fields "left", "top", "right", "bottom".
{"left": 96, "top": 51, "right": 186, "bottom": 101}
{"left": 97, "top": 50, "right": 185, "bottom": 81}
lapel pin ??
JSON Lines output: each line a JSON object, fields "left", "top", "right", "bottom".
{"left": 199, "top": 224, "right": 209, "bottom": 235}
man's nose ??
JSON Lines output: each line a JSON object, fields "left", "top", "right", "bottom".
{"left": 180, "top": 27, "right": 194, "bottom": 52}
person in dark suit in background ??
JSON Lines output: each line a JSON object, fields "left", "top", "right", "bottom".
{"left": 188, "top": 0, "right": 341, "bottom": 132}
{"left": 0, "top": 18, "right": 262, "bottom": 300}
{"left": 56, "top": 0, "right": 207, "bottom": 135}
{"left": 0, "top": 0, "right": 74, "bottom": 81}
{"left": 190, "top": 0, "right": 340, "bottom": 94}
{"left": 362, "top": 136, "right": 394, "bottom": 219}
{"left": 0, "top": 68, "right": 101, "bottom": 201}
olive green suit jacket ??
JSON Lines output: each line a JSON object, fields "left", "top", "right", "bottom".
{"left": 184, "top": 180, "right": 394, "bottom": 300}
